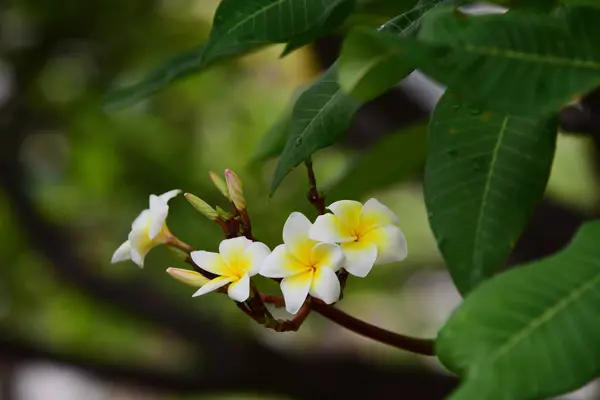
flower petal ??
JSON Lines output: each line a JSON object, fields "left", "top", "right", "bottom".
{"left": 310, "top": 242, "right": 344, "bottom": 272}
{"left": 130, "top": 247, "right": 146, "bottom": 268}
{"left": 310, "top": 266, "right": 340, "bottom": 304}
{"left": 148, "top": 195, "right": 169, "bottom": 240}
{"left": 219, "top": 237, "right": 253, "bottom": 269}
{"left": 158, "top": 189, "right": 182, "bottom": 203}
{"left": 192, "top": 276, "right": 233, "bottom": 297}
{"left": 131, "top": 209, "right": 151, "bottom": 231}
{"left": 128, "top": 229, "right": 154, "bottom": 268}
{"left": 281, "top": 270, "right": 313, "bottom": 315}
{"left": 362, "top": 225, "right": 408, "bottom": 265}
{"left": 283, "top": 212, "right": 317, "bottom": 260}
{"left": 328, "top": 200, "right": 363, "bottom": 232}
{"left": 166, "top": 268, "right": 210, "bottom": 287}
{"left": 190, "top": 251, "right": 230, "bottom": 276}
{"left": 260, "top": 245, "right": 309, "bottom": 278}
{"left": 227, "top": 272, "right": 250, "bottom": 302}
{"left": 309, "top": 214, "right": 355, "bottom": 244}
{"left": 243, "top": 242, "right": 271, "bottom": 276}
{"left": 340, "top": 241, "right": 378, "bottom": 277}
{"left": 111, "top": 240, "right": 131, "bottom": 263}
{"left": 359, "top": 198, "right": 398, "bottom": 232}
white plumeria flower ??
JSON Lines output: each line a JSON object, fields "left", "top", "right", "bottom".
{"left": 260, "top": 212, "right": 344, "bottom": 314}
{"left": 190, "top": 237, "right": 270, "bottom": 302}
{"left": 111, "top": 189, "right": 181, "bottom": 268}
{"left": 309, "top": 199, "right": 407, "bottom": 278}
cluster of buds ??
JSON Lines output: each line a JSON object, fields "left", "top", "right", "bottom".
{"left": 111, "top": 168, "right": 407, "bottom": 330}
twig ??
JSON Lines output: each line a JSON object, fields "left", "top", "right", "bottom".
{"left": 261, "top": 295, "right": 435, "bottom": 356}
{"left": 305, "top": 157, "right": 326, "bottom": 215}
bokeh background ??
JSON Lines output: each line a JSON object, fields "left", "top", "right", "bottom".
{"left": 1, "top": 1, "right": 599, "bottom": 399}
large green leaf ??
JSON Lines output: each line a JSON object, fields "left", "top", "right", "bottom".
{"left": 424, "top": 92, "right": 557, "bottom": 294}
{"left": 355, "top": 8, "right": 600, "bottom": 114}
{"left": 437, "top": 221, "right": 600, "bottom": 400}
{"left": 270, "top": 1, "right": 444, "bottom": 194}
{"left": 338, "top": 0, "right": 447, "bottom": 101}
{"left": 327, "top": 123, "right": 427, "bottom": 200}
{"left": 105, "top": 0, "right": 352, "bottom": 110}
{"left": 270, "top": 65, "right": 361, "bottom": 194}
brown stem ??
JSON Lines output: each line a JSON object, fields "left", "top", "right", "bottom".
{"left": 167, "top": 236, "right": 194, "bottom": 254}
{"left": 261, "top": 295, "right": 435, "bottom": 356}
{"left": 239, "top": 209, "right": 253, "bottom": 240}
{"left": 305, "top": 158, "right": 325, "bottom": 215}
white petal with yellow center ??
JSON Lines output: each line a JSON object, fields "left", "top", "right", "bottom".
{"left": 328, "top": 200, "right": 363, "bottom": 232}
{"left": 309, "top": 214, "right": 356, "bottom": 244}
{"left": 242, "top": 242, "right": 271, "bottom": 276}
{"left": 283, "top": 212, "right": 320, "bottom": 259}
{"left": 340, "top": 240, "right": 378, "bottom": 277}
{"left": 149, "top": 194, "right": 170, "bottom": 239}
{"left": 310, "top": 266, "right": 340, "bottom": 304}
{"left": 362, "top": 224, "right": 407, "bottom": 265}
{"left": 190, "top": 251, "right": 229, "bottom": 275}
{"left": 281, "top": 270, "right": 313, "bottom": 314}
{"left": 260, "top": 244, "right": 310, "bottom": 278}
{"left": 227, "top": 272, "right": 250, "bottom": 302}
{"left": 310, "top": 242, "right": 344, "bottom": 272}
{"left": 219, "top": 236, "right": 253, "bottom": 269}
{"left": 358, "top": 198, "right": 398, "bottom": 232}
{"left": 193, "top": 276, "right": 234, "bottom": 297}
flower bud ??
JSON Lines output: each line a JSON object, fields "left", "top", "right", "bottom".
{"left": 166, "top": 267, "right": 210, "bottom": 287}
{"left": 215, "top": 206, "right": 232, "bottom": 220}
{"left": 209, "top": 171, "right": 230, "bottom": 200}
{"left": 225, "top": 169, "right": 246, "bottom": 210}
{"left": 184, "top": 193, "right": 219, "bottom": 220}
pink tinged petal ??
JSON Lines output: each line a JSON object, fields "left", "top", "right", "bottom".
{"left": 283, "top": 212, "right": 318, "bottom": 260}
{"left": 340, "top": 241, "right": 378, "bottom": 278}
{"left": 227, "top": 272, "right": 250, "bottom": 302}
{"left": 193, "top": 276, "right": 233, "bottom": 297}
{"left": 328, "top": 200, "right": 363, "bottom": 232}
{"left": 359, "top": 198, "right": 399, "bottom": 232}
{"left": 190, "top": 251, "right": 230, "bottom": 276}
{"left": 308, "top": 214, "right": 355, "bottom": 244}
{"left": 260, "top": 245, "right": 310, "bottom": 278}
{"left": 310, "top": 266, "right": 340, "bottom": 304}
{"left": 362, "top": 225, "right": 408, "bottom": 265}
{"left": 148, "top": 195, "right": 169, "bottom": 240}
{"left": 166, "top": 268, "right": 210, "bottom": 287}
{"left": 310, "top": 242, "right": 344, "bottom": 272}
{"left": 219, "top": 237, "right": 253, "bottom": 270}
{"left": 158, "top": 189, "right": 182, "bottom": 203}
{"left": 243, "top": 242, "right": 271, "bottom": 276}
{"left": 111, "top": 240, "right": 131, "bottom": 263}
{"left": 281, "top": 270, "right": 313, "bottom": 315}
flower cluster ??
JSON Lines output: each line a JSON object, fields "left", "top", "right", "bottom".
{"left": 112, "top": 169, "right": 407, "bottom": 318}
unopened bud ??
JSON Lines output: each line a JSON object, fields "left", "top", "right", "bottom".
{"left": 216, "top": 206, "right": 232, "bottom": 220}
{"left": 184, "top": 193, "right": 219, "bottom": 220}
{"left": 166, "top": 267, "right": 210, "bottom": 287}
{"left": 209, "top": 171, "right": 230, "bottom": 200}
{"left": 225, "top": 169, "right": 246, "bottom": 210}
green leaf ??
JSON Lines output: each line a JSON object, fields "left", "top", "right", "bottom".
{"left": 371, "top": 9, "right": 600, "bottom": 114}
{"left": 327, "top": 123, "right": 427, "bottom": 200}
{"left": 281, "top": 0, "right": 356, "bottom": 57}
{"left": 338, "top": 0, "right": 448, "bottom": 101}
{"left": 270, "top": 65, "right": 361, "bottom": 194}
{"left": 424, "top": 92, "right": 557, "bottom": 294}
{"left": 106, "top": 0, "right": 352, "bottom": 110}
{"left": 270, "top": 1, "right": 445, "bottom": 194}
{"left": 437, "top": 221, "right": 600, "bottom": 400}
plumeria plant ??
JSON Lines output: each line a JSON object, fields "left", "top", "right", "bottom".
{"left": 106, "top": 0, "right": 600, "bottom": 398}
{"left": 113, "top": 167, "right": 418, "bottom": 344}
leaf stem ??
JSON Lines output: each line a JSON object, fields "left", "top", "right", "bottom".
{"left": 305, "top": 157, "right": 325, "bottom": 215}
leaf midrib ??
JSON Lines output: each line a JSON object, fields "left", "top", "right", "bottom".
{"left": 470, "top": 116, "right": 508, "bottom": 279}
{"left": 292, "top": 85, "right": 342, "bottom": 147}
{"left": 473, "top": 265, "right": 600, "bottom": 376}
{"left": 462, "top": 43, "right": 600, "bottom": 70}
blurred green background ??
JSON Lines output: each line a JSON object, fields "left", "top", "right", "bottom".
{"left": 1, "top": 0, "right": 598, "bottom": 399}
